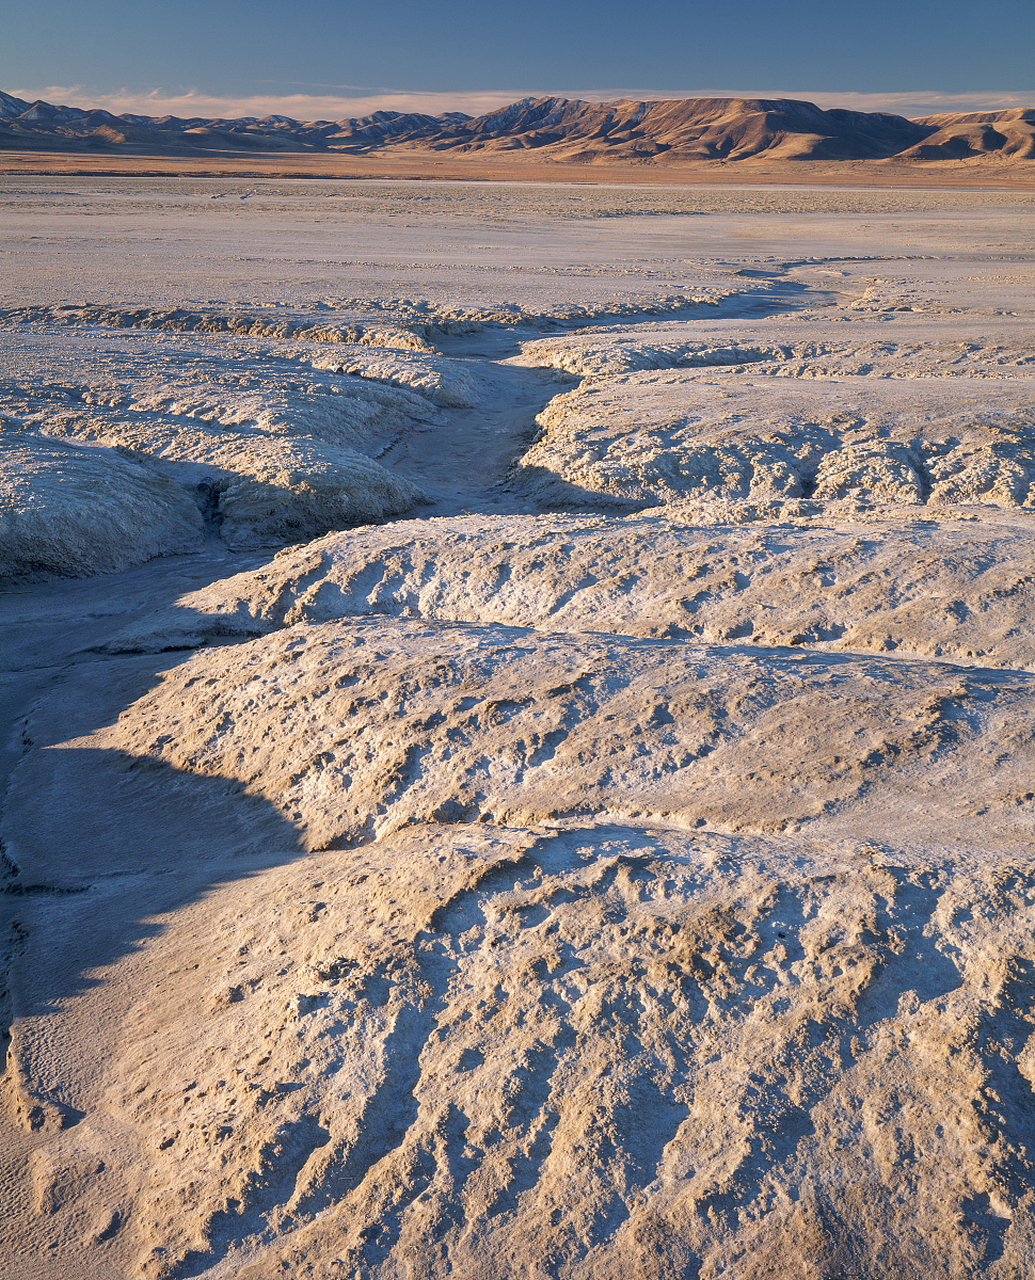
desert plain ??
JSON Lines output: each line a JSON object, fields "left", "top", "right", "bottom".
{"left": 2, "top": 171, "right": 1035, "bottom": 1280}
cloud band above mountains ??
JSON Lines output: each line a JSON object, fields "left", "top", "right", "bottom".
{"left": 11, "top": 85, "right": 1035, "bottom": 124}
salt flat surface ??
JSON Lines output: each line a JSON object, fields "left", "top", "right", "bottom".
{"left": 3, "top": 180, "right": 1035, "bottom": 1280}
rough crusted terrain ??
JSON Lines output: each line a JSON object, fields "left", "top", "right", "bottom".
{"left": 515, "top": 374, "right": 1035, "bottom": 509}
{"left": 0, "top": 433, "right": 203, "bottom": 578}
{"left": 105, "top": 507, "right": 1035, "bottom": 669}
{"left": 3, "top": 179, "right": 1035, "bottom": 1280}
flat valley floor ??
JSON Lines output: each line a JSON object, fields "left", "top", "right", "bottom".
{"left": 3, "top": 178, "right": 1035, "bottom": 1279}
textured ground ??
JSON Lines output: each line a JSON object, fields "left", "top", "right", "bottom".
{"left": 3, "top": 180, "right": 1035, "bottom": 1280}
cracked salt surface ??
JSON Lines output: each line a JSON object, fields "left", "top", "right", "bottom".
{"left": 3, "top": 179, "right": 1035, "bottom": 1280}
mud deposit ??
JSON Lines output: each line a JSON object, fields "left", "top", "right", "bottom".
{"left": 3, "top": 180, "right": 1035, "bottom": 1279}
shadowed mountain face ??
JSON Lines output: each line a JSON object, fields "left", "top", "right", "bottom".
{"left": 3, "top": 88, "right": 1033, "bottom": 163}
{"left": 907, "top": 109, "right": 1035, "bottom": 160}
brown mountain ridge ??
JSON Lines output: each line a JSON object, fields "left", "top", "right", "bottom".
{"left": 3, "top": 90, "right": 1034, "bottom": 166}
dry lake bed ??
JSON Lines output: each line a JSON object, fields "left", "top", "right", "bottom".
{"left": 3, "top": 178, "right": 1035, "bottom": 1279}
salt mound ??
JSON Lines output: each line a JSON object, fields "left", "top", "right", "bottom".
{"left": 0, "top": 304, "right": 437, "bottom": 351}
{"left": 1, "top": 330, "right": 442, "bottom": 550}
{"left": 509, "top": 330, "right": 785, "bottom": 378}
{"left": 123, "top": 366, "right": 444, "bottom": 454}
{"left": 517, "top": 372, "right": 1035, "bottom": 509}
{"left": 29, "top": 826, "right": 1035, "bottom": 1279}
{"left": 0, "top": 432, "right": 203, "bottom": 579}
{"left": 509, "top": 330, "right": 1035, "bottom": 380}
{"left": 306, "top": 346, "right": 486, "bottom": 407}
{"left": 107, "top": 509, "right": 1035, "bottom": 670}
{"left": 39, "top": 418, "right": 424, "bottom": 548}
{"left": 105, "top": 617, "right": 1035, "bottom": 850}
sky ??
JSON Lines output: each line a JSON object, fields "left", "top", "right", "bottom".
{"left": 5, "top": 0, "right": 1035, "bottom": 121}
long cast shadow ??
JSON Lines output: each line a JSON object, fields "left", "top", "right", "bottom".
{"left": 0, "top": 551, "right": 308, "bottom": 1091}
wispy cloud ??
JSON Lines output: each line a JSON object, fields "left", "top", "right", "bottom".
{"left": 8, "top": 84, "right": 1034, "bottom": 122}
{"left": 572, "top": 90, "right": 1035, "bottom": 117}
{"left": 780, "top": 89, "right": 1035, "bottom": 117}
{"left": 7, "top": 86, "right": 530, "bottom": 121}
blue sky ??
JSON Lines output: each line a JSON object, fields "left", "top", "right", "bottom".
{"left": 6, "top": 0, "right": 1035, "bottom": 121}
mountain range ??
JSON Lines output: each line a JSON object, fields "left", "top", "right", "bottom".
{"left": 2, "top": 89, "right": 1034, "bottom": 165}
